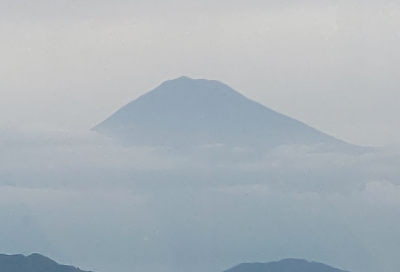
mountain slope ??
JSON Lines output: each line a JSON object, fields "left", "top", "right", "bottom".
{"left": 224, "top": 259, "right": 350, "bottom": 272}
{"left": 0, "top": 254, "right": 351, "bottom": 272}
{"left": 93, "top": 76, "right": 346, "bottom": 149}
{"left": 0, "top": 254, "right": 91, "bottom": 272}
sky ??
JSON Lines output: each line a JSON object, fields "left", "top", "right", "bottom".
{"left": 1, "top": 0, "right": 400, "bottom": 146}
{"left": 1, "top": 1, "right": 400, "bottom": 272}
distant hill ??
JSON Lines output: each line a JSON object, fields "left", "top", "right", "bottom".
{"left": 0, "top": 253, "right": 91, "bottom": 272}
{"left": 224, "top": 259, "right": 350, "bottom": 272}
{"left": 93, "top": 77, "right": 349, "bottom": 150}
{"left": 0, "top": 254, "right": 350, "bottom": 272}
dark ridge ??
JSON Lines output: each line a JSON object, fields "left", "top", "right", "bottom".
{"left": 0, "top": 253, "right": 92, "bottom": 272}
{"left": 224, "top": 258, "right": 350, "bottom": 272}
{"left": 0, "top": 254, "right": 351, "bottom": 272}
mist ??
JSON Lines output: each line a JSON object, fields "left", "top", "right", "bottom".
{"left": 1, "top": 1, "right": 400, "bottom": 272}
{"left": 1, "top": 0, "right": 400, "bottom": 146}
{"left": 1, "top": 127, "right": 400, "bottom": 272}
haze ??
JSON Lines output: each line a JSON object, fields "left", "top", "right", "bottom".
{"left": 1, "top": 2, "right": 400, "bottom": 272}
{"left": 1, "top": 0, "right": 400, "bottom": 146}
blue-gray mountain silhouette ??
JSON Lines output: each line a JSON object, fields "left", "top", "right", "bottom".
{"left": 0, "top": 253, "right": 91, "bottom": 272}
{"left": 0, "top": 254, "right": 351, "bottom": 272}
{"left": 93, "top": 76, "right": 346, "bottom": 149}
{"left": 224, "top": 259, "right": 350, "bottom": 272}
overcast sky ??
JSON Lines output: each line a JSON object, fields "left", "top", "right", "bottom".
{"left": 1, "top": 0, "right": 400, "bottom": 146}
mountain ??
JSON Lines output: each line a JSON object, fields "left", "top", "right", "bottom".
{"left": 224, "top": 259, "right": 350, "bottom": 272}
{"left": 0, "top": 254, "right": 350, "bottom": 272}
{"left": 0, "top": 253, "right": 91, "bottom": 272}
{"left": 93, "top": 76, "right": 347, "bottom": 149}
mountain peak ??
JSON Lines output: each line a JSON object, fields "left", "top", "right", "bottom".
{"left": 0, "top": 253, "right": 91, "bottom": 272}
{"left": 171, "top": 75, "right": 193, "bottom": 81}
{"left": 224, "top": 258, "right": 350, "bottom": 272}
{"left": 93, "top": 77, "right": 345, "bottom": 149}
{"left": 26, "top": 253, "right": 58, "bottom": 264}
{"left": 150, "top": 76, "right": 244, "bottom": 99}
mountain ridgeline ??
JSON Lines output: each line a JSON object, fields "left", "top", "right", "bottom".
{"left": 93, "top": 77, "right": 348, "bottom": 150}
{"left": 0, "top": 254, "right": 350, "bottom": 272}
{"left": 0, "top": 254, "right": 90, "bottom": 272}
{"left": 224, "top": 259, "right": 350, "bottom": 272}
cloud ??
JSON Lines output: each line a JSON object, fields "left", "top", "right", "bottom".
{"left": 2, "top": 127, "right": 400, "bottom": 192}
{"left": 1, "top": 128, "right": 400, "bottom": 272}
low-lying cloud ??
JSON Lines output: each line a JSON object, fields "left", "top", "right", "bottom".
{"left": 1, "top": 127, "right": 400, "bottom": 272}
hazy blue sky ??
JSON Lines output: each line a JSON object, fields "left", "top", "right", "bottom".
{"left": 1, "top": 0, "right": 400, "bottom": 146}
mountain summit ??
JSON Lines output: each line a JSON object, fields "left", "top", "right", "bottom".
{"left": 224, "top": 259, "right": 350, "bottom": 272}
{"left": 0, "top": 253, "right": 90, "bottom": 272}
{"left": 93, "top": 77, "right": 344, "bottom": 149}
{"left": 0, "top": 254, "right": 351, "bottom": 272}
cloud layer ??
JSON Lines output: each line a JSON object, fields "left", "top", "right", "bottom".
{"left": 1, "top": 128, "right": 400, "bottom": 272}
